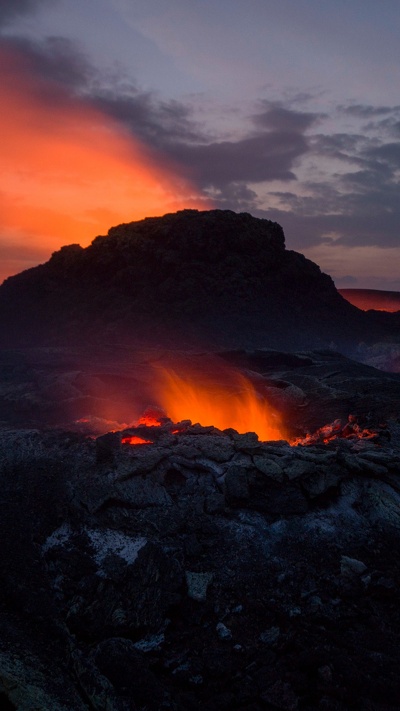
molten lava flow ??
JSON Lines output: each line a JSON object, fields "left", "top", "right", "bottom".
{"left": 152, "top": 366, "right": 286, "bottom": 441}
{"left": 121, "top": 435, "right": 153, "bottom": 446}
{"left": 293, "top": 416, "right": 377, "bottom": 446}
{"left": 135, "top": 408, "right": 165, "bottom": 427}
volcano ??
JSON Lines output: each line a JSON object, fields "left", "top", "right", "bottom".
{"left": 2, "top": 211, "right": 400, "bottom": 710}
{"left": 0, "top": 209, "right": 396, "bottom": 352}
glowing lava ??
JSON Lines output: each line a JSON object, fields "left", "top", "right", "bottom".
{"left": 152, "top": 366, "right": 286, "bottom": 441}
{"left": 292, "top": 416, "right": 377, "bottom": 446}
{"left": 121, "top": 435, "right": 152, "bottom": 446}
{"left": 135, "top": 409, "right": 165, "bottom": 427}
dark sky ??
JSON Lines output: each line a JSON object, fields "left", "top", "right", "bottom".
{"left": 1, "top": 0, "right": 400, "bottom": 288}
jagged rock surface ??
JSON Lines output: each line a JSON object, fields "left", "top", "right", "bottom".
{"left": 0, "top": 209, "right": 391, "bottom": 351}
{"left": 2, "top": 417, "right": 400, "bottom": 710}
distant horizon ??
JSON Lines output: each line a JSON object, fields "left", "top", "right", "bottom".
{"left": 339, "top": 287, "right": 400, "bottom": 313}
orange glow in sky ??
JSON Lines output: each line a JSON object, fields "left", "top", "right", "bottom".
{"left": 0, "top": 47, "right": 209, "bottom": 284}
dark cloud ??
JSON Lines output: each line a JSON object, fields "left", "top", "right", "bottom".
{"left": 0, "top": 35, "right": 94, "bottom": 90}
{"left": 366, "top": 142, "right": 400, "bottom": 168}
{"left": 1, "top": 34, "right": 315, "bottom": 191}
{"left": 92, "top": 99, "right": 317, "bottom": 188}
{"left": 168, "top": 131, "right": 307, "bottom": 189}
{"left": 260, "top": 121, "right": 400, "bottom": 252}
{"left": 310, "top": 132, "right": 366, "bottom": 161}
{"left": 203, "top": 183, "right": 259, "bottom": 212}
{"left": 253, "top": 104, "right": 320, "bottom": 132}
{"left": 93, "top": 91, "right": 207, "bottom": 147}
{"left": 339, "top": 103, "right": 400, "bottom": 118}
{"left": 261, "top": 167, "right": 400, "bottom": 252}
{"left": 0, "top": 0, "right": 51, "bottom": 27}
{"left": 0, "top": 33, "right": 208, "bottom": 146}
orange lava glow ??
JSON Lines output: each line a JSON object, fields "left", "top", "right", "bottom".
{"left": 0, "top": 46, "right": 209, "bottom": 283}
{"left": 121, "top": 435, "right": 153, "bottom": 446}
{"left": 292, "top": 416, "right": 377, "bottom": 446}
{"left": 152, "top": 366, "right": 286, "bottom": 441}
{"left": 135, "top": 410, "right": 164, "bottom": 427}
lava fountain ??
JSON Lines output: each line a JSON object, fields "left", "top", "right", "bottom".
{"left": 150, "top": 365, "right": 286, "bottom": 441}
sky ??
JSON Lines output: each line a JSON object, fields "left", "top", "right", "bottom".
{"left": 1, "top": 0, "right": 400, "bottom": 289}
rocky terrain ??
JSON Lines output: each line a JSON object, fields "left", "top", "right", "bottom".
{"left": 0, "top": 209, "right": 397, "bottom": 353}
{"left": 1, "top": 209, "right": 400, "bottom": 709}
{"left": 1, "top": 347, "right": 400, "bottom": 710}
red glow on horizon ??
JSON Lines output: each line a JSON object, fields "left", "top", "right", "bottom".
{"left": 339, "top": 289, "right": 400, "bottom": 313}
{"left": 0, "top": 46, "right": 210, "bottom": 283}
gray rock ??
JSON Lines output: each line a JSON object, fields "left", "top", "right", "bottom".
{"left": 281, "top": 457, "right": 318, "bottom": 481}
{"left": 113, "top": 478, "right": 172, "bottom": 508}
{"left": 252, "top": 454, "right": 284, "bottom": 482}
{"left": 216, "top": 622, "right": 232, "bottom": 640}
{"left": 301, "top": 469, "right": 340, "bottom": 498}
{"left": 259, "top": 626, "right": 281, "bottom": 646}
{"left": 186, "top": 571, "right": 214, "bottom": 602}
{"left": 340, "top": 555, "right": 368, "bottom": 578}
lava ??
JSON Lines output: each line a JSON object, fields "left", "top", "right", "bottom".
{"left": 135, "top": 408, "right": 165, "bottom": 427}
{"left": 121, "top": 435, "right": 153, "bottom": 446}
{"left": 293, "top": 415, "right": 377, "bottom": 446}
{"left": 150, "top": 365, "right": 286, "bottom": 441}
{"left": 79, "top": 364, "right": 379, "bottom": 447}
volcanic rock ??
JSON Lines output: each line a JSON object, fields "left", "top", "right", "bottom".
{"left": 0, "top": 209, "right": 395, "bottom": 352}
{"left": 1, "top": 412, "right": 400, "bottom": 709}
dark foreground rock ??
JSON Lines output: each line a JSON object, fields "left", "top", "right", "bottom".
{"left": 2, "top": 415, "right": 400, "bottom": 710}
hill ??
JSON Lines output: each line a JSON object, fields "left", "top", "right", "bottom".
{"left": 0, "top": 209, "right": 396, "bottom": 351}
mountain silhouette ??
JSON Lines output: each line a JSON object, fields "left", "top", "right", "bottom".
{"left": 0, "top": 209, "right": 396, "bottom": 351}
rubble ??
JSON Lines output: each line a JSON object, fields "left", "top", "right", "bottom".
{"left": 1, "top": 417, "right": 400, "bottom": 709}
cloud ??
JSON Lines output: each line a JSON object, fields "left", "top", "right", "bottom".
{"left": 168, "top": 131, "right": 308, "bottom": 189}
{"left": 0, "top": 34, "right": 208, "bottom": 149}
{"left": 0, "top": 40, "right": 209, "bottom": 284}
{"left": 253, "top": 104, "right": 320, "bottom": 132}
{"left": 339, "top": 103, "right": 400, "bottom": 118}
{"left": 0, "top": 35, "right": 317, "bottom": 193}
{"left": 165, "top": 105, "right": 318, "bottom": 190}
{"left": 367, "top": 142, "right": 400, "bottom": 168}
{"left": 93, "top": 91, "right": 206, "bottom": 147}
{"left": 0, "top": 0, "right": 51, "bottom": 27}
{"left": 202, "top": 183, "right": 259, "bottom": 212}
{"left": 0, "top": 35, "right": 94, "bottom": 89}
